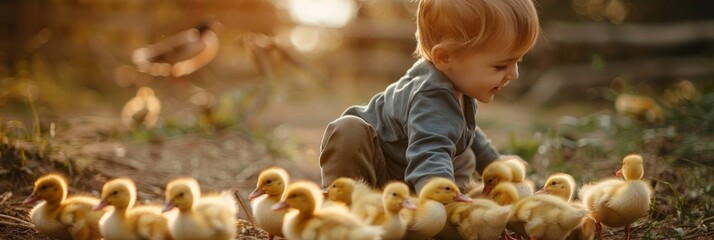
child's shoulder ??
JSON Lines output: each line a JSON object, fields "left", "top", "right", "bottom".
{"left": 396, "top": 59, "right": 456, "bottom": 94}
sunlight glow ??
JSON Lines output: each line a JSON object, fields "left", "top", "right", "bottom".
{"left": 287, "top": 0, "right": 357, "bottom": 28}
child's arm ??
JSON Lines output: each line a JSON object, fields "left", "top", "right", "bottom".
{"left": 404, "top": 89, "right": 464, "bottom": 193}
{"left": 471, "top": 126, "right": 500, "bottom": 174}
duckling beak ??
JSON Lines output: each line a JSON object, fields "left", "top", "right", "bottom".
{"left": 22, "top": 194, "right": 40, "bottom": 206}
{"left": 534, "top": 187, "right": 548, "bottom": 195}
{"left": 93, "top": 199, "right": 109, "bottom": 211}
{"left": 401, "top": 199, "right": 417, "bottom": 210}
{"left": 481, "top": 186, "right": 493, "bottom": 197}
{"left": 162, "top": 202, "right": 176, "bottom": 213}
{"left": 272, "top": 201, "right": 289, "bottom": 211}
{"left": 615, "top": 169, "right": 623, "bottom": 177}
{"left": 248, "top": 187, "right": 265, "bottom": 201}
{"left": 454, "top": 193, "right": 472, "bottom": 203}
{"left": 322, "top": 188, "right": 329, "bottom": 198}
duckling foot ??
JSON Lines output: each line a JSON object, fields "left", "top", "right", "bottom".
{"left": 268, "top": 233, "right": 274, "bottom": 240}
{"left": 596, "top": 222, "right": 603, "bottom": 240}
{"left": 625, "top": 224, "right": 631, "bottom": 240}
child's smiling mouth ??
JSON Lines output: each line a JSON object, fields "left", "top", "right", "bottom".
{"left": 490, "top": 87, "right": 502, "bottom": 95}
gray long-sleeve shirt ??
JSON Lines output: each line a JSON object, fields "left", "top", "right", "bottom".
{"left": 343, "top": 59, "right": 500, "bottom": 192}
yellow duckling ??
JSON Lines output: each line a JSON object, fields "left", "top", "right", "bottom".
{"left": 536, "top": 173, "right": 595, "bottom": 240}
{"left": 488, "top": 182, "right": 521, "bottom": 206}
{"left": 248, "top": 167, "right": 290, "bottom": 240}
{"left": 373, "top": 182, "right": 416, "bottom": 240}
{"left": 509, "top": 194, "right": 588, "bottom": 240}
{"left": 325, "top": 177, "right": 357, "bottom": 205}
{"left": 93, "top": 178, "right": 171, "bottom": 240}
{"left": 579, "top": 154, "right": 653, "bottom": 240}
{"left": 535, "top": 173, "right": 576, "bottom": 202}
{"left": 163, "top": 178, "right": 238, "bottom": 240}
{"left": 23, "top": 174, "right": 106, "bottom": 240}
{"left": 402, "top": 177, "right": 472, "bottom": 240}
{"left": 615, "top": 94, "right": 663, "bottom": 123}
{"left": 121, "top": 87, "right": 161, "bottom": 129}
{"left": 272, "top": 181, "right": 382, "bottom": 240}
{"left": 481, "top": 159, "right": 534, "bottom": 199}
{"left": 442, "top": 198, "right": 513, "bottom": 240}
{"left": 349, "top": 180, "right": 385, "bottom": 224}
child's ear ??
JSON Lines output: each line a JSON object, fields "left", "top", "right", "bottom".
{"left": 430, "top": 45, "right": 452, "bottom": 71}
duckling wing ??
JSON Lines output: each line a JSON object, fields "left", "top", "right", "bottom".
{"left": 196, "top": 193, "right": 238, "bottom": 234}
{"left": 61, "top": 197, "right": 101, "bottom": 240}
{"left": 316, "top": 208, "right": 382, "bottom": 240}
{"left": 129, "top": 206, "right": 169, "bottom": 240}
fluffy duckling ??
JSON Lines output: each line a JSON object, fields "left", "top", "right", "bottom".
{"left": 23, "top": 174, "right": 106, "bottom": 240}
{"left": 350, "top": 180, "right": 385, "bottom": 224}
{"left": 536, "top": 173, "right": 595, "bottom": 240}
{"left": 442, "top": 198, "right": 513, "bottom": 240}
{"left": 163, "top": 178, "right": 238, "bottom": 240}
{"left": 535, "top": 173, "right": 576, "bottom": 202}
{"left": 248, "top": 167, "right": 290, "bottom": 240}
{"left": 509, "top": 194, "right": 589, "bottom": 240}
{"left": 272, "top": 181, "right": 382, "bottom": 240}
{"left": 373, "top": 182, "right": 416, "bottom": 240}
{"left": 481, "top": 159, "right": 534, "bottom": 199}
{"left": 402, "top": 177, "right": 472, "bottom": 240}
{"left": 121, "top": 87, "right": 161, "bottom": 129}
{"left": 615, "top": 94, "right": 663, "bottom": 123}
{"left": 93, "top": 178, "right": 171, "bottom": 240}
{"left": 580, "top": 154, "right": 653, "bottom": 240}
{"left": 488, "top": 182, "right": 521, "bottom": 206}
{"left": 325, "top": 177, "right": 356, "bottom": 205}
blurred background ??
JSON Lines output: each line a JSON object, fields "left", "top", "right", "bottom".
{"left": 1, "top": 0, "right": 714, "bottom": 238}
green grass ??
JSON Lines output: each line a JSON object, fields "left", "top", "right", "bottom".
{"left": 499, "top": 86, "right": 714, "bottom": 238}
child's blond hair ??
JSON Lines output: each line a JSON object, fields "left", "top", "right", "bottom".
{"left": 415, "top": 0, "right": 540, "bottom": 60}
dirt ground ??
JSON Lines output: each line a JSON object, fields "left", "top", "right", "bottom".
{"left": 1, "top": 92, "right": 712, "bottom": 239}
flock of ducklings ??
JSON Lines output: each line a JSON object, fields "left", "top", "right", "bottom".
{"left": 23, "top": 154, "right": 652, "bottom": 240}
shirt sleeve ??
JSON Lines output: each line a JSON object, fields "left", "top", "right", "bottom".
{"left": 470, "top": 125, "right": 500, "bottom": 174}
{"left": 405, "top": 89, "right": 464, "bottom": 192}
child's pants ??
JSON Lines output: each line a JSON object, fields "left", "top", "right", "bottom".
{"left": 318, "top": 115, "right": 476, "bottom": 192}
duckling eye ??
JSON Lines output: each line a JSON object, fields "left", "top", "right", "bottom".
{"left": 178, "top": 192, "right": 185, "bottom": 197}
{"left": 392, "top": 192, "right": 397, "bottom": 197}
{"left": 332, "top": 184, "right": 336, "bottom": 188}
{"left": 551, "top": 181, "right": 557, "bottom": 186}
{"left": 289, "top": 194, "right": 296, "bottom": 198}
{"left": 445, "top": 187, "right": 451, "bottom": 191}
{"left": 487, "top": 179, "right": 493, "bottom": 183}
{"left": 112, "top": 191, "right": 119, "bottom": 195}
{"left": 266, "top": 179, "right": 273, "bottom": 184}
{"left": 40, "top": 185, "right": 47, "bottom": 190}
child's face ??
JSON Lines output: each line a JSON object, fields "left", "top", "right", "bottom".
{"left": 438, "top": 48, "right": 522, "bottom": 103}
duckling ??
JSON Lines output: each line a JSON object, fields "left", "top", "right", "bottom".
{"left": 481, "top": 159, "right": 534, "bottom": 199}
{"left": 132, "top": 21, "right": 221, "bottom": 77}
{"left": 248, "top": 167, "right": 290, "bottom": 240}
{"left": 535, "top": 173, "right": 576, "bottom": 202}
{"left": 325, "top": 177, "right": 356, "bottom": 205}
{"left": 371, "top": 182, "right": 416, "bottom": 240}
{"left": 93, "top": 178, "right": 171, "bottom": 240}
{"left": 442, "top": 198, "right": 513, "bottom": 240}
{"left": 272, "top": 181, "right": 382, "bottom": 240}
{"left": 488, "top": 182, "right": 521, "bottom": 206}
{"left": 163, "top": 178, "right": 238, "bottom": 240}
{"left": 615, "top": 94, "right": 663, "bottom": 123}
{"left": 23, "top": 174, "right": 106, "bottom": 240}
{"left": 509, "top": 194, "right": 588, "bottom": 240}
{"left": 536, "top": 173, "right": 595, "bottom": 240}
{"left": 349, "top": 180, "right": 384, "bottom": 224}
{"left": 580, "top": 154, "right": 653, "bottom": 240}
{"left": 121, "top": 87, "right": 161, "bottom": 129}
{"left": 402, "top": 177, "right": 472, "bottom": 240}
